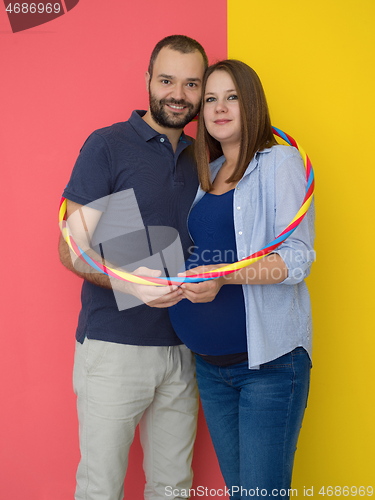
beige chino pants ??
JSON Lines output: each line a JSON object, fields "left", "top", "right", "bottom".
{"left": 73, "top": 339, "right": 198, "bottom": 500}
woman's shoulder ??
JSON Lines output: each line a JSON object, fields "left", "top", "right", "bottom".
{"left": 259, "top": 145, "right": 304, "bottom": 175}
{"left": 261, "top": 144, "right": 301, "bottom": 161}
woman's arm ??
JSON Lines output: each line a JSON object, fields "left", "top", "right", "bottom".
{"left": 271, "top": 149, "right": 315, "bottom": 285}
{"left": 179, "top": 254, "right": 287, "bottom": 303}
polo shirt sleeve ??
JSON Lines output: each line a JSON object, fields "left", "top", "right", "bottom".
{"left": 273, "top": 148, "right": 315, "bottom": 285}
{"left": 63, "top": 132, "right": 112, "bottom": 206}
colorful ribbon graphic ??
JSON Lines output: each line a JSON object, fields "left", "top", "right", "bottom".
{"left": 59, "top": 127, "right": 314, "bottom": 286}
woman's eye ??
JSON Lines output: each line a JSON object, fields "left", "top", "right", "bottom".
{"left": 205, "top": 97, "right": 216, "bottom": 103}
{"left": 228, "top": 94, "right": 238, "bottom": 100}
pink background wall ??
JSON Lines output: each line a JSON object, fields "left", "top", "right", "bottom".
{"left": 0, "top": 1, "right": 227, "bottom": 498}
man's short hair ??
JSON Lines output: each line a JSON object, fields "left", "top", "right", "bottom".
{"left": 148, "top": 35, "right": 208, "bottom": 78}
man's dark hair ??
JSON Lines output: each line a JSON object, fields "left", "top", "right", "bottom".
{"left": 148, "top": 35, "right": 208, "bottom": 78}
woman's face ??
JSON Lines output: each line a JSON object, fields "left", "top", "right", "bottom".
{"left": 203, "top": 70, "right": 241, "bottom": 148}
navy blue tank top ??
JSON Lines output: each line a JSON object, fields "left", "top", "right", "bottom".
{"left": 169, "top": 189, "right": 247, "bottom": 355}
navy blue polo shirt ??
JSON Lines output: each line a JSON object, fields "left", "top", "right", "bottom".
{"left": 63, "top": 110, "right": 198, "bottom": 345}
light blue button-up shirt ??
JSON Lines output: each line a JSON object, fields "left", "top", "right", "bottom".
{"left": 190, "top": 145, "right": 315, "bottom": 368}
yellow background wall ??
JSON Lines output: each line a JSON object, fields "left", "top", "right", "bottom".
{"left": 229, "top": 0, "right": 375, "bottom": 493}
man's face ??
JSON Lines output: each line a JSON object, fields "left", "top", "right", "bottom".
{"left": 147, "top": 47, "right": 205, "bottom": 129}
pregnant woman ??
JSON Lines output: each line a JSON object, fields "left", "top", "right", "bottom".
{"left": 169, "top": 60, "right": 315, "bottom": 499}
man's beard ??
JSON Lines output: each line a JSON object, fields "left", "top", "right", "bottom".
{"left": 149, "top": 94, "right": 199, "bottom": 129}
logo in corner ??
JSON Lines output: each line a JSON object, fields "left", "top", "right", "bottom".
{"left": 3, "top": 0, "right": 79, "bottom": 33}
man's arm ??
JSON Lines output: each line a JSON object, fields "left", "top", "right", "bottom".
{"left": 58, "top": 233, "right": 113, "bottom": 288}
{"left": 58, "top": 200, "right": 183, "bottom": 308}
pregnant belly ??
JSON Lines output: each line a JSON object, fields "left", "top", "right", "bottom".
{"left": 169, "top": 282, "right": 247, "bottom": 355}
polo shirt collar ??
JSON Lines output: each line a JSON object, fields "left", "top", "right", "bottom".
{"left": 129, "top": 110, "right": 192, "bottom": 145}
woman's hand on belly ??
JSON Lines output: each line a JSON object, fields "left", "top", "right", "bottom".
{"left": 179, "top": 265, "right": 225, "bottom": 303}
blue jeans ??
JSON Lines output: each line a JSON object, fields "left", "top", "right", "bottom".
{"left": 195, "top": 348, "right": 311, "bottom": 500}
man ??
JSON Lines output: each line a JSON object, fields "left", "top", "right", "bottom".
{"left": 59, "top": 35, "right": 208, "bottom": 500}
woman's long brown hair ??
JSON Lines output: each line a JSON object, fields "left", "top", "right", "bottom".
{"left": 195, "top": 60, "right": 277, "bottom": 192}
